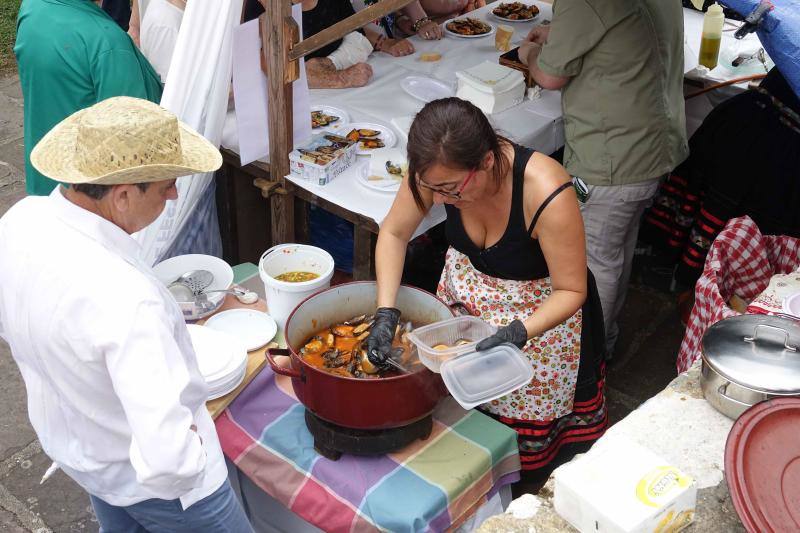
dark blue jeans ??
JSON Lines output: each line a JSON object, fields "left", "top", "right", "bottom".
{"left": 90, "top": 480, "right": 253, "bottom": 533}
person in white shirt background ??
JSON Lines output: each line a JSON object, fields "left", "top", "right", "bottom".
{"left": 0, "top": 97, "right": 253, "bottom": 533}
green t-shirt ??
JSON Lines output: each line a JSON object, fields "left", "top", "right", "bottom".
{"left": 15, "top": 0, "right": 163, "bottom": 196}
{"left": 537, "top": 0, "right": 689, "bottom": 185}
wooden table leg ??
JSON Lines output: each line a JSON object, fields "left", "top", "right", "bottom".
{"left": 353, "top": 225, "right": 376, "bottom": 281}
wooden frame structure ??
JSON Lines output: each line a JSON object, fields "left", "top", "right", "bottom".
{"left": 255, "top": 0, "right": 416, "bottom": 277}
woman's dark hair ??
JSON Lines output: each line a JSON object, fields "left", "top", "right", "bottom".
{"left": 406, "top": 97, "right": 511, "bottom": 211}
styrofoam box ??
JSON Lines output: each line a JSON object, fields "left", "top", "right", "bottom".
{"left": 554, "top": 437, "right": 697, "bottom": 533}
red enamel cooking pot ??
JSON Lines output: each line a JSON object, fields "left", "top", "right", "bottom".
{"left": 265, "top": 282, "right": 453, "bottom": 430}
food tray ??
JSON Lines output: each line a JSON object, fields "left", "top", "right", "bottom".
{"left": 407, "top": 316, "right": 496, "bottom": 372}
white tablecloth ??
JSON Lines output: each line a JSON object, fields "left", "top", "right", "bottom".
{"left": 222, "top": 2, "right": 762, "bottom": 232}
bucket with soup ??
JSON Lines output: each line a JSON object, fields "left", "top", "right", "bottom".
{"left": 259, "top": 244, "right": 335, "bottom": 330}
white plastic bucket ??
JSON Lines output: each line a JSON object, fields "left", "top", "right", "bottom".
{"left": 259, "top": 244, "right": 335, "bottom": 330}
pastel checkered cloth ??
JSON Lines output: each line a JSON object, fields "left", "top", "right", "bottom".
{"left": 677, "top": 216, "right": 800, "bottom": 373}
{"left": 216, "top": 367, "right": 521, "bottom": 532}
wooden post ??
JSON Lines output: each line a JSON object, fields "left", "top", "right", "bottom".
{"left": 262, "top": 1, "right": 295, "bottom": 245}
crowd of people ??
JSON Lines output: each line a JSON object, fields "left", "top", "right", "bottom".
{"left": 1, "top": 0, "right": 797, "bottom": 530}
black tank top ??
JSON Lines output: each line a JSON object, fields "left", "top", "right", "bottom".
{"left": 444, "top": 144, "right": 572, "bottom": 281}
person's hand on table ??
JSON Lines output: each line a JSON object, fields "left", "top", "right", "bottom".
{"left": 461, "top": 0, "right": 486, "bottom": 13}
{"left": 377, "top": 37, "right": 415, "bottom": 56}
{"left": 417, "top": 19, "right": 443, "bottom": 40}
{"left": 365, "top": 307, "right": 401, "bottom": 369}
{"left": 475, "top": 319, "right": 529, "bottom": 351}
{"left": 525, "top": 25, "right": 550, "bottom": 45}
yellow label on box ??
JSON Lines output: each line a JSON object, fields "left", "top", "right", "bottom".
{"left": 635, "top": 467, "right": 693, "bottom": 508}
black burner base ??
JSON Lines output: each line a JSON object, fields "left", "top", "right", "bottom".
{"left": 304, "top": 410, "right": 433, "bottom": 461}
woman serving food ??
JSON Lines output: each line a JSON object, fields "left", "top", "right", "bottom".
{"left": 364, "top": 98, "right": 607, "bottom": 478}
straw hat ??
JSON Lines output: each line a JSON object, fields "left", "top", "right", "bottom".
{"left": 31, "top": 96, "right": 222, "bottom": 185}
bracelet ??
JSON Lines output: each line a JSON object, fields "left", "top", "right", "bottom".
{"left": 412, "top": 16, "right": 432, "bottom": 33}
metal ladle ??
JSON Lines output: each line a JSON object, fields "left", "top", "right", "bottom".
{"left": 169, "top": 269, "right": 214, "bottom": 295}
{"left": 195, "top": 288, "right": 259, "bottom": 306}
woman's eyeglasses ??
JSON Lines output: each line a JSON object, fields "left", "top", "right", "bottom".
{"left": 417, "top": 168, "right": 477, "bottom": 200}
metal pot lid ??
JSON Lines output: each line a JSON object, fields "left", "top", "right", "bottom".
{"left": 702, "top": 315, "right": 800, "bottom": 394}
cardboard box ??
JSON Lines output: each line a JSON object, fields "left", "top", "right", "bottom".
{"left": 289, "top": 133, "right": 357, "bottom": 186}
{"left": 554, "top": 438, "right": 697, "bottom": 533}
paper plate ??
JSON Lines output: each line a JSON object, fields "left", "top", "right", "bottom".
{"left": 783, "top": 292, "right": 800, "bottom": 318}
{"left": 334, "top": 122, "right": 397, "bottom": 156}
{"left": 725, "top": 398, "right": 800, "bottom": 532}
{"left": 358, "top": 162, "right": 401, "bottom": 193}
{"left": 401, "top": 76, "right": 455, "bottom": 103}
{"left": 206, "top": 364, "right": 247, "bottom": 401}
{"left": 444, "top": 18, "right": 495, "bottom": 39}
{"left": 311, "top": 104, "right": 350, "bottom": 132}
{"left": 204, "top": 309, "right": 278, "bottom": 352}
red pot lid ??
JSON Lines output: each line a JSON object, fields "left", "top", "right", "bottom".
{"left": 725, "top": 398, "right": 800, "bottom": 532}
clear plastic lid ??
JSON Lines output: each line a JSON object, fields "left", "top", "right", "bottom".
{"left": 440, "top": 343, "right": 533, "bottom": 410}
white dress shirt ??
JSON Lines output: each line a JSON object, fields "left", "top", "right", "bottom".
{"left": 0, "top": 188, "right": 227, "bottom": 509}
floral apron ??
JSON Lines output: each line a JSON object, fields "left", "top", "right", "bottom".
{"left": 436, "top": 248, "right": 582, "bottom": 422}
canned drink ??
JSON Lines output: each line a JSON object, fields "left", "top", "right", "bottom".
{"left": 572, "top": 176, "right": 590, "bottom": 203}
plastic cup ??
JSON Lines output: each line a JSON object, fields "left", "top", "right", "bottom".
{"left": 495, "top": 25, "right": 514, "bottom": 52}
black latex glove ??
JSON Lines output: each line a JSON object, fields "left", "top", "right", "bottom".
{"left": 475, "top": 319, "right": 529, "bottom": 351}
{"left": 365, "top": 307, "right": 401, "bottom": 366}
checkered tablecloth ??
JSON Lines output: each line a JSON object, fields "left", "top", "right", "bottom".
{"left": 215, "top": 366, "right": 521, "bottom": 532}
{"left": 677, "top": 216, "right": 800, "bottom": 373}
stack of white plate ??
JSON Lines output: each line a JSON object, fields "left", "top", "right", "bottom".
{"left": 187, "top": 324, "right": 249, "bottom": 400}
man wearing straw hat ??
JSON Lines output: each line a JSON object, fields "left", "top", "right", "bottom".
{"left": 0, "top": 97, "right": 253, "bottom": 532}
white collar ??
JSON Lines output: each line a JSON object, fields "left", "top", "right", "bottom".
{"left": 49, "top": 187, "right": 144, "bottom": 265}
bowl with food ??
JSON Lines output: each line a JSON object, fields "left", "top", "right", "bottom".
{"left": 259, "top": 244, "right": 335, "bottom": 330}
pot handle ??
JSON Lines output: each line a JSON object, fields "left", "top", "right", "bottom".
{"left": 743, "top": 324, "right": 798, "bottom": 352}
{"left": 265, "top": 348, "right": 303, "bottom": 379}
{"left": 717, "top": 382, "right": 758, "bottom": 409}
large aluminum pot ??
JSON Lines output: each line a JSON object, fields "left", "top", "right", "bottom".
{"left": 701, "top": 315, "right": 800, "bottom": 419}
{"left": 265, "top": 282, "right": 453, "bottom": 429}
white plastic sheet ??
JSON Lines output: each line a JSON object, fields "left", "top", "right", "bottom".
{"left": 134, "top": 0, "right": 243, "bottom": 265}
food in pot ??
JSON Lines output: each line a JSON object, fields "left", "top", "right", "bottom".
{"left": 446, "top": 18, "right": 491, "bottom": 36}
{"left": 492, "top": 2, "right": 539, "bottom": 20}
{"left": 311, "top": 110, "right": 339, "bottom": 129}
{"left": 300, "top": 314, "right": 420, "bottom": 378}
{"left": 432, "top": 339, "right": 472, "bottom": 351}
{"left": 275, "top": 271, "right": 320, "bottom": 283}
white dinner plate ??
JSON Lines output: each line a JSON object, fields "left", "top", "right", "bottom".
{"left": 401, "top": 76, "right": 455, "bottom": 103}
{"left": 311, "top": 104, "right": 350, "bottom": 132}
{"left": 443, "top": 18, "right": 495, "bottom": 39}
{"left": 204, "top": 309, "right": 278, "bottom": 352}
{"left": 490, "top": 4, "right": 540, "bottom": 23}
{"left": 358, "top": 163, "right": 402, "bottom": 194}
{"left": 206, "top": 365, "right": 247, "bottom": 401}
{"left": 334, "top": 121, "right": 397, "bottom": 156}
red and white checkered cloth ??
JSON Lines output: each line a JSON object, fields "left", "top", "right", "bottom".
{"left": 677, "top": 216, "right": 800, "bottom": 373}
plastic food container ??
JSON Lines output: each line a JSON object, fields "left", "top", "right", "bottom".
{"left": 455, "top": 61, "right": 526, "bottom": 114}
{"left": 407, "top": 316, "right": 497, "bottom": 372}
{"left": 440, "top": 343, "right": 533, "bottom": 410}
{"left": 289, "top": 133, "right": 357, "bottom": 186}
